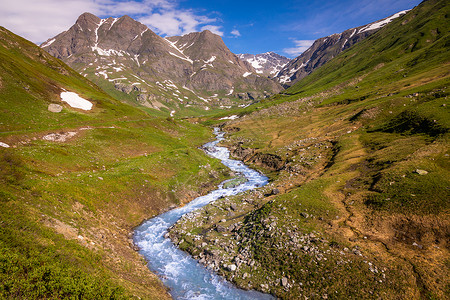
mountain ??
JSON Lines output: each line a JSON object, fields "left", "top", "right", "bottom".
{"left": 237, "top": 52, "right": 290, "bottom": 77}
{"left": 41, "top": 13, "right": 282, "bottom": 115}
{"left": 276, "top": 10, "right": 410, "bottom": 86}
{"left": 0, "top": 25, "right": 232, "bottom": 298}
{"left": 168, "top": 0, "right": 450, "bottom": 299}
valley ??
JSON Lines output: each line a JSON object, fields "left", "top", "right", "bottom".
{"left": 0, "top": 0, "right": 449, "bottom": 299}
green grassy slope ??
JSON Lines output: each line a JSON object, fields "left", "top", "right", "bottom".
{"left": 0, "top": 27, "right": 231, "bottom": 298}
{"left": 173, "top": 0, "right": 450, "bottom": 298}
{"left": 0, "top": 27, "right": 155, "bottom": 133}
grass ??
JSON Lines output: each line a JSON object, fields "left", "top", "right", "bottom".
{"left": 0, "top": 26, "right": 234, "bottom": 299}
{"left": 172, "top": 1, "right": 450, "bottom": 298}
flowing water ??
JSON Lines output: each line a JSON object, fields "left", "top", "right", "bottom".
{"left": 134, "top": 128, "right": 273, "bottom": 300}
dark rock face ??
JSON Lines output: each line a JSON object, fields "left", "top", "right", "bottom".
{"left": 41, "top": 13, "right": 282, "bottom": 108}
{"left": 276, "top": 11, "right": 409, "bottom": 86}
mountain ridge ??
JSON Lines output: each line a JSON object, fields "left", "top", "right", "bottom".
{"left": 41, "top": 13, "right": 283, "bottom": 115}
{"left": 237, "top": 52, "right": 290, "bottom": 77}
{"left": 276, "top": 9, "right": 410, "bottom": 86}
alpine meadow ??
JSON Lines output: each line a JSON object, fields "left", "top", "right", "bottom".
{"left": 0, "top": 0, "right": 448, "bottom": 299}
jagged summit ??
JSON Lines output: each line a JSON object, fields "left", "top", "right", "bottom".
{"left": 237, "top": 52, "right": 291, "bottom": 77}
{"left": 41, "top": 13, "right": 282, "bottom": 114}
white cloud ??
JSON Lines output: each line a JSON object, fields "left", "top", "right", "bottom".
{"left": 200, "top": 25, "right": 224, "bottom": 36}
{"left": 140, "top": 9, "right": 217, "bottom": 37}
{"left": 0, "top": 0, "right": 220, "bottom": 42}
{"left": 283, "top": 39, "right": 315, "bottom": 57}
{"left": 230, "top": 29, "right": 241, "bottom": 37}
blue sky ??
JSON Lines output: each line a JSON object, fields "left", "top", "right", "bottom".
{"left": 1, "top": 0, "right": 422, "bottom": 58}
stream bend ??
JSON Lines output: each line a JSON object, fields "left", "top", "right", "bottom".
{"left": 134, "top": 128, "right": 272, "bottom": 300}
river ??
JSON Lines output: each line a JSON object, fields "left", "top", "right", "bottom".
{"left": 134, "top": 128, "right": 273, "bottom": 300}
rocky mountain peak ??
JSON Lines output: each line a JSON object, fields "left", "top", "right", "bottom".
{"left": 41, "top": 12, "right": 282, "bottom": 113}
{"left": 237, "top": 52, "right": 290, "bottom": 77}
{"left": 76, "top": 12, "right": 101, "bottom": 27}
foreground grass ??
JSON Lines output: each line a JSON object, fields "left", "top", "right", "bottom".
{"left": 0, "top": 117, "right": 231, "bottom": 299}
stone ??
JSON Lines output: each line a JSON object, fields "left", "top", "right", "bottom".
{"left": 216, "top": 225, "right": 226, "bottom": 233}
{"left": 227, "top": 264, "right": 237, "bottom": 271}
{"left": 136, "top": 94, "right": 148, "bottom": 103}
{"left": 48, "top": 103, "right": 63, "bottom": 112}
{"left": 237, "top": 93, "right": 250, "bottom": 100}
{"left": 272, "top": 188, "right": 280, "bottom": 195}
{"left": 414, "top": 169, "right": 428, "bottom": 175}
{"left": 114, "top": 83, "right": 133, "bottom": 94}
{"left": 281, "top": 277, "right": 288, "bottom": 287}
{"left": 226, "top": 211, "right": 235, "bottom": 217}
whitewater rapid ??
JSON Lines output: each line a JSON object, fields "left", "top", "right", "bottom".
{"left": 134, "top": 128, "right": 272, "bottom": 299}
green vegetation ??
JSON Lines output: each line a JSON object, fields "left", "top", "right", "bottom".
{"left": 173, "top": 0, "right": 450, "bottom": 299}
{"left": 0, "top": 27, "right": 232, "bottom": 298}
{"left": 1, "top": 0, "right": 449, "bottom": 298}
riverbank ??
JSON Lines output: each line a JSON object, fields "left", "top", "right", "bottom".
{"left": 134, "top": 129, "right": 274, "bottom": 299}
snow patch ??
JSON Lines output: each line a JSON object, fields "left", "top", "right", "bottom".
{"left": 0, "top": 142, "right": 10, "bottom": 148}
{"left": 109, "top": 18, "right": 119, "bottom": 29}
{"left": 243, "top": 72, "right": 252, "bottom": 77}
{"left": 169, "top": 52, "right": 193, "bottom": 64}
{"left": 97, "top": 70, "right": 108, "bottom": 79}
{"left": 108, "top": 77, "right": 127, "bottom": 81}
{"left": 342, "top": 39, "right": 348, "bottom": 49}
{"left": 205, "top": 56, "right": 216, "bottom": 63}
{"left": 41, "top": 38, "right": 55, "bottom": 48}
{"left": 164, "top": 38, "right": 193, "bottom": 64}
{"left": 359, "top": 10, "right": 409, "bottom": 33}
{"left": 92, "top": 47, "right": 125, "bottom": 57}
{"left": 279, "top": 75, "right": 292, "bottom": 84}
{"left": 219, "top": 115, "right": 239, "bottom": 120}
{"left": 60, "top": 92, "right": 93, "bottom": 110}
{"left": 133, "top": 54, "right": 140, "bottom": 67}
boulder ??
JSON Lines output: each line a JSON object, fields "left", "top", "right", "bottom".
{"left": 216, "top": 225, "right": 227, "bottom": 233}
{"left": 227, "top": 264, "right": 237, "bottom": 271}
{"left": 114, "top": 83, "right": 133, "bottom": 94}
{"left": 414, "top": 169, "right": 428, "bottom": 175}
{"left": 237, "top": 93, "right": 249, "bottom": 100}
{"left": 48, "top": 103, "right": 63, "bottom": 112}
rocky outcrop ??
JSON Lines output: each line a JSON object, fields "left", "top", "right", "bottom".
{"left": 230, "top": 144, "right": 284, "bottom": 171}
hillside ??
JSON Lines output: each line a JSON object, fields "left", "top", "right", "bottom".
{"left": 169, "top": 0, "right": 450, "bottom": 298}
{"left": 0, "top": 26, "right": 232, "bottom": 299}
{"left": 41, "top": 13, "right": 282, "bottom": 117}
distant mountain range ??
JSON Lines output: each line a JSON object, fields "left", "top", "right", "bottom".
{"left": 41, "top": 13, "right": 282, "bottom": 114}
{"left": 40, "top": 10, "right": 410, "bottom": 114}
{"left": 237, "top": 52, "right": 290, "bottom": 77}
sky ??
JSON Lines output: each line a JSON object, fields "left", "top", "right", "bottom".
{"left": 0, "top": 0, "right": 423, "bottom": 58}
